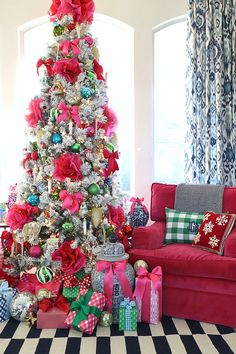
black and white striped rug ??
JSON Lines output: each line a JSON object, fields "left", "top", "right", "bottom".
{"left": 0, "top": 316, "right": 235, "bottom": 354}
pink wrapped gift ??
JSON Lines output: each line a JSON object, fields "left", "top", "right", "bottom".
{"left": 133, "top": 266, "right": 162, "bottom": 324}
{"left": 37, "top": 307, "right": 68, "bottom": 329}
{"left": 65, "top": 288, "right": 105, "bottom": 334}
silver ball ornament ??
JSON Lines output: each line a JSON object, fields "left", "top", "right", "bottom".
{"left": 9, "top": 292, "right": 38, "bottom": 322}
{"left": 99, "top": 311, "right": 113, "bottom": 326}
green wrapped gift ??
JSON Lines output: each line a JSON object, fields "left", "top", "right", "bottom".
{"left": 119, "top": 297, "right": 137, "bottom": 331}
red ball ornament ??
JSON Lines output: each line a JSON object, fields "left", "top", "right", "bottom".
{"left": 29, "top": 245, "right": 43, "bottom": 258}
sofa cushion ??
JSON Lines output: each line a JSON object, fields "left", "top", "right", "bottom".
{"left": 192, "top": 211, "right": 235, "bottom": 255}
{"left": 150, "top": 183, "right": 236, "bottom": 222}
{"left": 224, "top": 226, "right": 236, "bottom": 258}
{"left": 128, "top": 244, "right": 236, "bottom": 282}
{"left": 165, "top": 207, "right": 203, "bottom": 244}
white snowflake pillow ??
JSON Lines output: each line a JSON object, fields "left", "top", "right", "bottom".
{"left": 192, "top": 211, "right": 235, "bottom": 255}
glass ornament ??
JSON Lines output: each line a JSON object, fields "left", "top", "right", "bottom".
{"left": 80, "top": 86, "right": 94, "bottom": 99}
{"left": 10, "top": 292, "right": 38, "bottom": 322}
{"left": 36, "top": 266, "right": 54, "bottom": 283}
{"left": 50, "top": 107, "right": 60, "bottom": 120}
{"left": 70, "top": 142, "right": 81, "bottom": 153}
{"left": 62, "top": 221, "right": 74, "bottom": 232}
{"left": 51, "top": 133, "right": 62, "bottom": 144}
{"left": 87, "top": 183, "right": 100, "bottom": 195}
{"left": 27, "top": 194, "right": 40, "bottom": 206}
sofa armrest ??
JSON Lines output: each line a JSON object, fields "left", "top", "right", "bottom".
{"left": 224, "top": 226, "right": 236, "bottom": 258}
{"left": 131, "top": 221, "right": 166, "bottom": 250}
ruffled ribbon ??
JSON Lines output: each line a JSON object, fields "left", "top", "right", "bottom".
{"left": 133, "top": 266, "right": 162, "bottom": 301}
{"left": 39, "top": 294, "right": 70, "bottom": 313}
{"left": 103, "top": 149, "right": 119, "bottom": 177}
{"left": 57, "top": 102, "right": 80, "bottom": 126}
{"left": 70, "top": 289, "right": 102, "bottom": 329}
{"left": 129, "top": 197, "right": 148, "bottom": 215}
{"left": 59, "top": 190, "right": 84, "bottom": 214}
{"left": 59, "top": 39, "right": 81, "bottom": 56}
{"left": 96, "top": 260, "right": 133, "bottom": 311}
{"left": 36, "top": 58, "right": 54, "bottom": 77}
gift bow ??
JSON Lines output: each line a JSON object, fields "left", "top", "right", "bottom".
{"left": 96, "top": 260, "right": 133, "bottom": 311}
{"left": 59, "top": 190, "right": 84, "bottom": 214}
{"left": 57, "top": 101, "right": 80, "bottom": 126}
{"left": 70, "top": 289, "right": 102, "bottom": 329}
{"left": 0, "top": 281, "right": 9, "bottom": 294}
{"left": 59, "top": 39, "right": 81, "bottom": 56}
{"left": 129, "top": 197, "right": 148, "bottom": 214}
{"left": 36, "top": 58, "right": 54, "bottom": 77}
{"left": 133, "top": 266, "right": 162, "bottom": 301}
{"left": 39, "top": 295, "right": 70, "bottom": 313}
{"left": 103, "top": 149, "right": 119, "bottom": 177}
{"left": 120, "top": 297, "right": 136, "bottom": 310}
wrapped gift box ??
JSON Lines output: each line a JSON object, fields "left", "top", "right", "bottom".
{"left": 37, "top": 307, "right": 68, "bottom": 329}
{"left": 0, "top": 281, "right": 17, "bottom": 322}
{"left": 119, "top": 298, "right": 137, "bottom": 331}
{"left": 133, "top": 266, "right": 162, "bottom": 324}
{"left": 65, "top": 288, "right": 105, "bottom": 334}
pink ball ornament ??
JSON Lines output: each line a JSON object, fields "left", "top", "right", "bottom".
{"left": 29, "top": 245, "right": 43, "bottom": 258}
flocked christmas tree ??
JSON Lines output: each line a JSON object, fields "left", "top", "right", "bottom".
{"left": 2, "top": 0, "right": 129, "bottom": 278}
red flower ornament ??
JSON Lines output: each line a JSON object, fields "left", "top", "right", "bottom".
{"left": 6, "top": 204, "right": 39, "bottom": 231}
{"left": 53, "top": 58, "right": 82, "bottom": 83}
{"left": 53, "top": 153, "right": 83, "bottom": 181}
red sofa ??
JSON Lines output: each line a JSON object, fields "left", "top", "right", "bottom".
{"left": 128, "top": 182, "right": 236, "bottom": 328}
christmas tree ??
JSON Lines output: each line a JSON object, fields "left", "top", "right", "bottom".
{"left": 2, "top": 0, "right": 129, "bottom": 278}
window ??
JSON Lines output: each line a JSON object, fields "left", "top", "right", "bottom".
{"left": 15, "top": 14, "right": 134, "bottom": 198}
{"left": 153, "top": 18, "right": 187, "bottom": 184}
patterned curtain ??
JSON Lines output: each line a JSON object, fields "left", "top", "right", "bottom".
{"left": 185, "top": 0, "right": 236, "bottom": 185}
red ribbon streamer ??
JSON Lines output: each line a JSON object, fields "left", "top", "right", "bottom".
{"left": 39, "top": 295, "right": 70, "bottom": 313}
{"left": 59, "top": 39, "right": 81, "bottom": 56}
{"left": 96, "top": 260, "right": 133, "bottom": 311}
{"left": 103, "top": 149, "right": 119, "bottom": 177}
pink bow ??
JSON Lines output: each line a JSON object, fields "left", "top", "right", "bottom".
{"left": 133, "top": 266, "right": 162, "bottom": 301}
{"left": 57, "top": 102, "right": 80, "bottom": 126}
{"left": 59, "top": 190, "right": 84, "bottom": 214}
{"left": 129, "top": 197, "right": 148, "bottom": 214}
{"left": 96, "top": 260, "right": 133, "bottom": 311}
{"left": 59, "top": 39, "right": 81, "bottom": 56}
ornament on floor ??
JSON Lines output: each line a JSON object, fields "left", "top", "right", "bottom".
{"left": 128, "top": 197, "right": 149, "bottom": 228}
{"left": 133, "top": 259, "right": 148, "bottom": 273}
{"left": 99, "top": 311, "right": 113, "bottom": 326}
{"left": 25, "top": 312, "right": 37, "bottom": 327}
{"left": 36, "top": 266, "right": 54, "bottom": 283}
{"left": 29, "top": 245, "right": 43, "bottom": 258}
{"left": 9, "top": 292, "right": 38, "bottom": 321}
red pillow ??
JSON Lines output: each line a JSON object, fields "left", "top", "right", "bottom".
{"left": 192, "top": 211, "right": 235, "bottom": 255}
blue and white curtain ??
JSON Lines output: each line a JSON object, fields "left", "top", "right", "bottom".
{"left": 185, "top": 0, "right": 236, "bottom": 185}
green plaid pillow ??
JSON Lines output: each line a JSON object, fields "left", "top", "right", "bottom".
{"left": 165, "top": 207, "right": 204, "bottom": 244}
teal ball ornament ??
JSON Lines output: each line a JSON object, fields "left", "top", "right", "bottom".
{"left": 36, "top": 266, "right": 54, "bottom": 283}
{"left": 87, "top": 183, "right": 100, "bottom": 196}
{"left": 70, "top": 142, "right": 81, "bottom": 153}
{"left": 62, "top": 221, "right": 74, "bottom": 232}
{"left": 80, "top": 86, "right": 94, "bottom": 99}
{"left": 51, "top": 133, "right": 62, "bottom": 144}
{"left": 27, "top": 194, "right": 40, "bottom": 206}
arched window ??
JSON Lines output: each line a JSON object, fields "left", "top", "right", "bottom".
{"left": 153, "top": 17, "right": 187, "bottom": 184}
{"left": 15, "top": 14, "right": 134, "bottom": 197}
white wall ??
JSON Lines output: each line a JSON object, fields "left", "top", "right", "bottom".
{"left": 0, "top": 0, "right": 187, "bottom": 208}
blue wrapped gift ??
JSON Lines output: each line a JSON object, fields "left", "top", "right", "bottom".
{"left": 119, "top": 297, "right": 137, "bottom": 331}
{"left": 0, "top": 281, "right": 17, "bottom": 322}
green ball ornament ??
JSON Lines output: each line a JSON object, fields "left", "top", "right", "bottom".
{"left": 62, "top": 221, "right": 74, "bottom": 232}
{"left": 36, "top": 266, "right": 54, "bottom": 284}
{"left": 87, "top": 183, "right": 100, "bottom": 196}
{"left": 70, "top": 143, "right": 81, "bottom": 153}
{"left": 52, "top": 189, "right": 60, "bottom": 200}
{"left": 106, "top": 142, "right": 115, "bottom": 152}
{"left": 87, "top": 71, "right": 96, "bottom": 80}
{"left": 53, "top": 25, "right": 64, "bottom": 36}
{"left": 99, "top": 311, "right": 113, "bottom": 326}
{"left": 50, "top": 107, "right": 60, "bottom": 120}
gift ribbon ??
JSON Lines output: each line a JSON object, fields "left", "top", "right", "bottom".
{"left": 70, "top": 289, "right": 102, "bottom": 329}
{"left": 96, "top": 260, "right": 133, "bottom": 311}
{"left": 129, "top": 197, "right": 148, "bottom": 215}
{"left": 36, "top": 58, "right": 54, "bottom": 77}
{"left": 133, "top": 266, "right": 162, "bottom": 301}
{"left": 103, "top": 149, "right": 119, "bottom": 177}
{"left": 120, "top": 297, "right": 136, "bottom": 331}
{"left": 59, "top": 39, "right": 80, "bottom": 56}
{"left": 39, "top": 295, "right": 70, "bottom": 313}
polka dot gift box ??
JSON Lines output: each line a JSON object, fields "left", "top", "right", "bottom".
{"left": 118, "top": 297, "right": 137, "bottom": 331}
